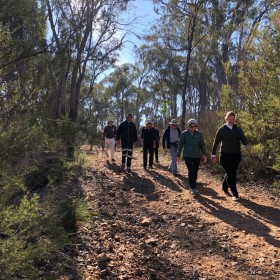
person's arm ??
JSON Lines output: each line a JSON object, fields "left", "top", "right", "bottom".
{"left": 211, "top": 127, "right": 223, "bottom": 163}
{"left": 177, "top": 132, "right": 184, "bottom": 157}
{"left": 239, "top": 127, "right": 250, "bottom": 151}
{"left": 162, "top": 129, "right": 167, "bottom": 149}
{"left": 133, "top": 123, "right": 138, "bottom": 142}
{"left": 200, "top": 133, "right": 208, "bottom": 162}
{"left": 115, "top": 123, "right": 122, "bottom": 141}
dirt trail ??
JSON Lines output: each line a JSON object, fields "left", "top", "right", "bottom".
{"left": 74, "top": 146, "right": 280, "bottom": 280}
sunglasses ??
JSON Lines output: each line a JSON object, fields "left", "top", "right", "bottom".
{"left": 189, "top": 125, "right": 197, "bottom": 128}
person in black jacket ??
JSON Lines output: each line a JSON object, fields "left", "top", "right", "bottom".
{"left": 211, "top": 111, "right": 251, "bottom": 201}
{"left": 162, "top": 119, "right": 181, "bottom": 175}
{"left": 116, "top": 113, "right": 138, "bottom": 172}
{"left": 153, "top": 122, "right": 160, "bottom": 163}
{"left": 141, "top": 119, "right": 156, "bottom": 170}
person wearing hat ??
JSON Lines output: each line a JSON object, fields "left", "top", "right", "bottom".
{"left": 103, "top": 120, "right": 117, "bottom": 162}
{"left": 141, "top": 119, "right": 156, "bottom": 170}
{"left": 211, "top": 111, "right": 251, "bottom": 201}
{"left": 177, "top": 118, "right": 207, "bottom": 195}
{"left": 162, "top": 119, "right": 181, "bottom": 175}
{"left": 116, "top": 113, "right": 138, "bottom": 171}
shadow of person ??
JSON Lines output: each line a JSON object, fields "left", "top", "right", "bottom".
{"left": 198, "top": 184, "right": 227, "bottom": 200}
{"left": 148, "top": 170, "right": 183, "bottom": 192}
{"left": 195, "top": 195, "right": 280, "bottom": 248}
{"left": 121, "top": 170, "right": 160, "bottom": 201}
{"left": 239, "top": 198, "right": 280, "bottom": 228}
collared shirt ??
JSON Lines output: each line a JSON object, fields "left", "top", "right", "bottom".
{"left": 170, "top": 127, "right": 179, "bottom": 143}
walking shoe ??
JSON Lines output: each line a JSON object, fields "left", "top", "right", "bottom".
{"left": 149, "top": 166, "right": 153, "bottom": 169}
{"left": 120, "top": 164, "right": 125, "bottom": 170}
{"left": 127, "top": 167, "right": 131, "bottom": 172}
{"left": 112, "top": 159, "right": 116, "bottom": 162}
{"left": 190, "top": 188, "right": 199, "bottom": 195}
{"left": 232, "top": 196, "right": 240, "bottom": 201}
{"left": 143, "top": 166, "right": 147, "bottom": 170}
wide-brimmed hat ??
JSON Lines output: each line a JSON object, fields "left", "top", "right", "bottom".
{"left": 169, "top": 119, "right": 178, "bottom": 125}
{"left": 187, "top": 118, "right": 197, "bottom": 126}
{"left": 145, "top": 119, "right": 152, "bottom": 124}
{"left": 126, "top": 113, "right": 133, "bottom": 118}
{"left": 107, "top": 120, "right": 113, "bottom": 124}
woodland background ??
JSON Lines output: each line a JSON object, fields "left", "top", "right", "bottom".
{"left": 0, "top": 0, "right": 279, "bottom": 278}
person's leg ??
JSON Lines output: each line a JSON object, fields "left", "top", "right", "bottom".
{"left": 126, "top": 142, "right": 133, "bottom": 169}
{"left": 154, "top": 146, "right": 159, "bottom": 162}
{"left": 104, "top": 138, "right": 110, "bottom": 158}
{"left": 143, "top": 145, "right": 148, "bottom": 168}
{"left": 148, "top": 144, "right": 154, "bottom": 167}
{"left": 184, "top": 158, "right": 201, "bottom": 188}
{"left": 220, "top": 153, "right": 241, "bottom": 197}
{"left": 110, "top": 138, "right": 115, "bottom": 160}
{"left": 170, "top": 145, "right": 178, "bottom": 174}
{"left": 121, "top": 142, "right": 127, "bottom": 167}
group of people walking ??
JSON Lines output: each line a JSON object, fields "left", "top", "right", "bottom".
{"left": 102, "top": 111, "right": 250, "bottom": 201}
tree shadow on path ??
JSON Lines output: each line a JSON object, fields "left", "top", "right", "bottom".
{"left": 195, "top": 195, "right": 280, "bottom": 248}
{"left": 239, "top": 198, "right": 280, "bottom": 228}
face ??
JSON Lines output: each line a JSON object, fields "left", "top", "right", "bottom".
{"left": 189, "top": 124, "right": 197, "bottom": 131}
{"left": 153, "top": 124, "right": 157, "bottom": 128}
{"left": 127, "top": 116, "right": 132, "bottom": 122}
{"left": 171, "top": 124, "right": 177, "bottom": 129}
{"left": 146, "top": 122, "right": 152, "bottom": 129}
{"left": 226, "top": 116, "right": 235, "bottom": 125}
{"left": 108, "top": 121, "right": 113, "bottom": 126}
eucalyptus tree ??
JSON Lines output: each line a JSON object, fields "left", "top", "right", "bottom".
{"left": 151, "top": 0, "right": 209, "bottom": 130}
{"left": 207, "top": 0, "right": 280, "bottom": 105}
{"left": 43, "top": 0, "right": 133, "bottom": 156}
{"left": 0, "top": 0, "right": 46, "bottom": 121}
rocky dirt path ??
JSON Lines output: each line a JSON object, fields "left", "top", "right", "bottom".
{"left": 74, "top": 146, "right": 280, "bottom": 280}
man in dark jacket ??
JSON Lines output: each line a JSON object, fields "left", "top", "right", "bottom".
{"left": 141, "top": 119, "right": 156, "bottom": 170}
{"left": 116, "top": 113, "right": 138, "bottom": 171}
{"left": 162, "top": 119, "right": 181, "bottom": 175}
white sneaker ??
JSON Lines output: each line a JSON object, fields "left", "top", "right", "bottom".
{"left": 232, "top": 196, "right": 240, "bottom": 201}
{"left": 190, "top": 188, "right": 199, "bottom": 195}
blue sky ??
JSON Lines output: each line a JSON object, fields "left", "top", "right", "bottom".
{"left": 118, "top": 0, "right": 159, "bottom": 64}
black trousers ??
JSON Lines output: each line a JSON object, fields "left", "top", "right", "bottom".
{"left": 143, "top": 143, "right": 154, "bottom": 167}
{"left": 154, "top": 147, "right": 159, "bottom": 162}
{"left": 220, "top": 153, "right": 241, "bottom": 197}
{"left": 121, "top": 142, "right": 133, "bottom": 168}
{"left": 184, "top": 157, "right": 201, "bottom": 188}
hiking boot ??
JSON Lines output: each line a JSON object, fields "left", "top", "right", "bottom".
{"left": 127, "top": 167, "right": 131, "bottom": 172}
{"left": 120, "top": 164, "right": 125, "bottom": 170}
{"left": 232, "top": 196, "right": 240, "bottom": 201}
{"left": 190, "top": 188, "right": 199, "bottom": 195}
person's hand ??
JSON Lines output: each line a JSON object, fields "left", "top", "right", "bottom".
{"left": 211, "top": 156, "right": 217, "bottom": 164}
{"left": 203, "top": 156, "right": 208, "bottom": 163}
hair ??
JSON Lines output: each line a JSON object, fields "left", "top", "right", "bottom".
{"left": 225, "top": 111, "right": 236, "bottom": 119}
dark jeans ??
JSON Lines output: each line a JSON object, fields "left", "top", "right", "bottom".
{"left": 220, "top": 153, "right": 241, "bottom": 197}
{"left": 121, "top": 142, "right": 133, "bottom": 168}
{"left": 143, "top": 144, "right": 154, "bottom": 167}
{"left": 184, "top": 157, "right": 201, "bottom": 188}
{"left": 154, "top": 147, "right": 159, "bottom": 162}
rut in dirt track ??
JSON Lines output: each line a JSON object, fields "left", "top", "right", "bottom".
{"left": 73, "top": 146, "right": 280, "bottom": 280}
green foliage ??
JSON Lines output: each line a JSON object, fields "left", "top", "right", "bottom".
{"left": 0, "top": 194, "right": 68, "bottom": 280}
{"left": 59, "top": 198, "right": 94, "bottom": 233}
